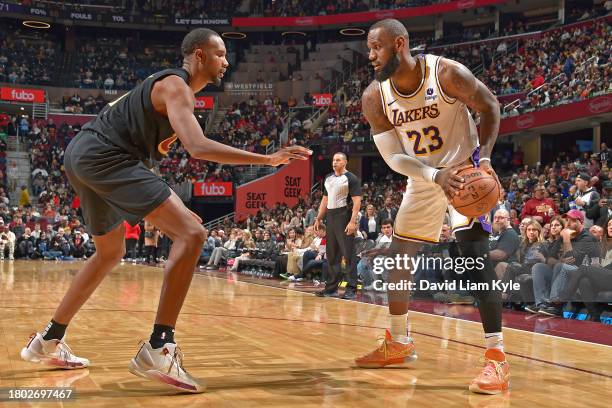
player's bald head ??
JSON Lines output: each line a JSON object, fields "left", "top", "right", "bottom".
{"left": 369, "top": 19, "right": 408, "bottom": 41}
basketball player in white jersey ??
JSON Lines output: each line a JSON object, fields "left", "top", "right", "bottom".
{"left": 355, "top": 19, "right": 509, "bottom": 395}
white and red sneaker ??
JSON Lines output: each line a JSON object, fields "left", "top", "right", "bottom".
{"left": 128, "top": 341, "right": 205, "bottom": 393}
{"left": 20, "top": 333, "right": 89, "bottom": 369}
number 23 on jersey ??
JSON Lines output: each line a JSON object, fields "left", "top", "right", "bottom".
{"left": 406, "top": 125, "right": 443, "bottom": 156}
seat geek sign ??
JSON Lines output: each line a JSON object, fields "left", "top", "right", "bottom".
{"left": 235, "top": 158, "right": 311, "bottom": 221}
{"left": 1, "top": 87, "right": 46, "bottom": 103}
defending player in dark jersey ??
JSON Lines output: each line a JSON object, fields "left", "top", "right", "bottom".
{"left": 20, "top": 28, "right": 311, "bottom": 393}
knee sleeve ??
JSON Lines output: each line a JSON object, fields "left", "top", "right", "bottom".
{"left": 455, "top": 225, "right": 502, "bottom": 333}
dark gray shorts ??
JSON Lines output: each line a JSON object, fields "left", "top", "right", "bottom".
{"left": 64, "top": 129, "right": 171, "bottom": 236}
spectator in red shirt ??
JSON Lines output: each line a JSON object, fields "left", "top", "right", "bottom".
{"left": 124, "top": 221, "right": 141, "bottom": 261}
{"left": 530, "top": 72, "right": 545, "bottom": 89}
{"left": 521, "top": 184, "right": 558, "bottom": 225}
{"left": 0, "top": 113, "right": 10, "bottom": 128}
{"left": 71, "top": 195, "right": 80, "bottom": 210}
{"left": 42, "top": 202, "right": 56, "bottom": 218}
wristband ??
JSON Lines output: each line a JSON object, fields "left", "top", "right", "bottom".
{"left": 423, "top": 167, "right": 440, "bottom": 184}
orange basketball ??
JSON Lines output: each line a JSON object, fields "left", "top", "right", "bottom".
{"left": 450, "top": 167, "right": 500, "bottom": 218}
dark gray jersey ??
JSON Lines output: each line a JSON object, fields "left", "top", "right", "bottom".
{"left": 82, "top": 68, "right": 190, "bottom": 162}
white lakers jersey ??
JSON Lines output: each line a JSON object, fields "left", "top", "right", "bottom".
{"left": 378, "top": 54, "right": 479, "bottom": 169}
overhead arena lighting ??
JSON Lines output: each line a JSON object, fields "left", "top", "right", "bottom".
{"left": 340, "top": 28, "right": 365, "bottom": 36}
{"left": 22, "top": 20, "right": 51, "bottom": 29}
{"left": 281, "top": 31, "right": 307, "bottom": 36}
{"left": 222, "top": 32, "right": 246, "bottom": 39}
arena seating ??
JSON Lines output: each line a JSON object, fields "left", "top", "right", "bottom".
{"left": 0, "top": 20, "right": 60, "bottom": 86}
{"left": 430, "top": 17, "right": 611, "bottom": 102}
{"left": 1, "top": 102, "right": 611, "bottom": 322}
{"left": 0, "top": 4, "right": 610, "bottom": 324}
{"left": 250, "top": 0, "right": 449, "bottom": 17}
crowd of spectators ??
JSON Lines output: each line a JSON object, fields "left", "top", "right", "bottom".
{"left": 0, "top": 113, "right": 94, "bottom": 261}
{"left": 432, "top": 17, "right": 611, "bottom": 102}
{"left": 155, "top": 94, "right": 290, "bottom": 186}
{"left": 158, "top": 142, "right": 238, "bottom": 198}
{"left": 3, "top": 1, "right": 608, "bottom": 106}
{"left": 219, "top": 96, "right": 287, "bottom": 152}
{"left": 307, "top": 16, "right": 611, "bottom": 145}
{"left": 251, "top": 0, "right": 450, "bottom": 17}
{"left": 140, "top": 0, "right": 243, "bottom": 18}
{"left": 0, "top": 20, "right": 59, "bottom": 86}
{"left": 317, "top": 65, "right": 370, "bottom": 143}
{"left": 0, "top": 6, "right": 611, "bottom": 323}
{"left": 189, "top": 145, "right": 612, "bottom": 323}
{"left": 503, "top": 19, "right": 611, "bottom": 115}
{"left": 27, "top": 119, "right": 78, "bottom": 213}
{"left": 484, "top": 160, "right": 612, "bottom": 321}
{"left": 252, "top": 0, "right": 368, "bottom": 16}
{"left": 0, "top": 110, "right": 269, "bottom": 205}
{"left": 0, "top": 112, "right": 9, "bottom": 192}
{"left": 565, "top": 2, "right": 612, "bottom": 24}
{"left": 61, "top": 93, "right": 110, "bottom": 115}
{"left": 40, "top": 14, "right": 607, "bottom": 155}
{"left": 21, "top": 0, "right": 243, "bottom": 18}
{"left": 1, "top": 106, "right": 611, "bottom": 323}
{"left": 72, "top": 35, "right": 181, "bottom": 90}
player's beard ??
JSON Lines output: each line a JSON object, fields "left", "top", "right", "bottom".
{"left": 213, "top": 76, "right": 222, "bottom": 86}
{"left": 375, "top": 51, "right": 400, "bottom": 82}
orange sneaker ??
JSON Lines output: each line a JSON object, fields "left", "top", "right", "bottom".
{"left": 355, "top": 329, "right": 417, "bottom": 368}
{"left": 469, "top": 349, "right": 510, "bottom": 394}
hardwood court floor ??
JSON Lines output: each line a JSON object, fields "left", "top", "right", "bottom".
{"left": 1, "top": 260, "right": 611, "bottom": 408}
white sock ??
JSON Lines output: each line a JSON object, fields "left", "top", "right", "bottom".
{"left": 390, "top": 313, "right": 411, "bottom": 344}
{"left": 484, "top": 332, "right": 504, "bottom": 351}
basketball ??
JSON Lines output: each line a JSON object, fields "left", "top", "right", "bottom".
{"left": 450, "top": 168, "right": 500, "bottom": 218}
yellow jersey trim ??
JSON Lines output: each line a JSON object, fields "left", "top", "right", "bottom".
{"left": 435, "top": 56, "right": 457, "bottom": 105}
{"left": 390, "top": 55, "right": 427, "bottom": 99}
{"left": 393, "top": 231, "right": 439, "bottom": 243}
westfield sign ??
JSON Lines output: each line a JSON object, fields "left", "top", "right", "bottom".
{"left": 1, "top": 87, "right": 46, "bottom": 103}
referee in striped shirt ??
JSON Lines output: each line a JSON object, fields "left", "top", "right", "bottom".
{"left": 314, "top": 152, "right": 362, "bottom": 299}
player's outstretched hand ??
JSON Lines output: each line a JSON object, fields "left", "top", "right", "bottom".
{"left": 435, "top": 163, "right": 472, "bottom": 201}
{"left": 267, "top": 146, "right": 312, "bottom": 167}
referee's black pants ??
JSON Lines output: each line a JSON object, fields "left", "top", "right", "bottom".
{"left": 324, "top": 207, "right": 358, "bottom": 292}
